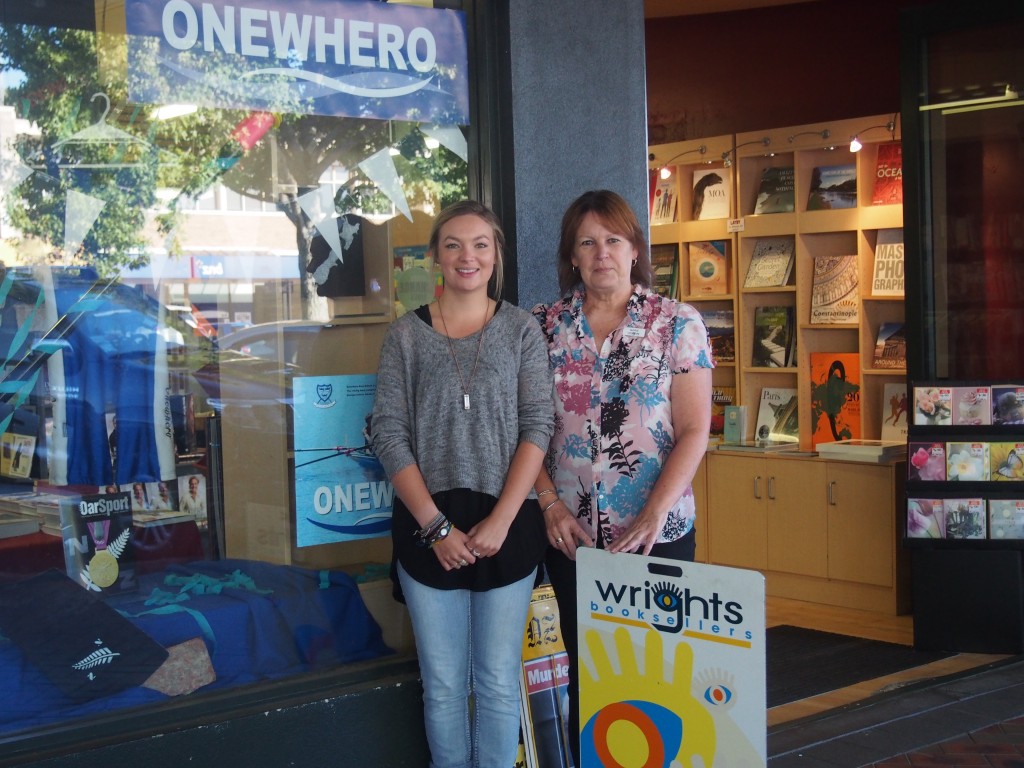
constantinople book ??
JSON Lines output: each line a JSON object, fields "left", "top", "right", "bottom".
{"left": 688, "top": 240, "right": 728, "bottom": 295}
{"left": 806, "top": 164, "right": 857, "bottom": 210}
{"left": 743, "top": 236, "right": 795, "bottom": 288}
{"left": 871, "top": 142, "right": 903, "bottom": 205}
{"left": 809, "top": 352, "right": 861, "bottom": 448}
{"left": 753, "top": 167, "right": 795, "bottom": 214}
{"left": 810, "top": 254, "right": 859, "bottom": 324}
{"left": 691, "top": 168, "right": 730, "bottom": 220}
{"left": 871, "top": 229, "right": 904, "bottom": 297}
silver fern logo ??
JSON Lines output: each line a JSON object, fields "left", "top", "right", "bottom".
{"left": 73, "top": 638, "right": 121, "bottom": 680}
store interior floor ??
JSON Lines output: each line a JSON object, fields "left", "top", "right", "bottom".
{"left": 767, "top": 597, "right": 1024, "bottom": 766}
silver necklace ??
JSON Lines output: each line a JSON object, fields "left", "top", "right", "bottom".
{"left": 436, "top": 299, "right": 490, "bottom": 411}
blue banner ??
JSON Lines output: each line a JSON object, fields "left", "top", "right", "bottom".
{"left": 126, "top": 0, "right": 469, "bottom": 124}
{"left": 293, "top": 374, "right": 393, "bottom": 546}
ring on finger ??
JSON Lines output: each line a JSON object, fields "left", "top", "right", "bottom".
{"left": 555, "top": 537, "right": 564, "bottom": 544}
{"left": 471, "top": 549, "right": 481, "bottom": 558}
{"left": 458, "top": 558, "right": 468, "bottom": 567}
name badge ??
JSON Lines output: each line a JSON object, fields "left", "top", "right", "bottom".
{"left": 623, "top": 326, "right": 645, "bottom": 339}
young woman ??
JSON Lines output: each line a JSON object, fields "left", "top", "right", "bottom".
{"left": 371, "top": 200, "right": 554, "bottom": 768}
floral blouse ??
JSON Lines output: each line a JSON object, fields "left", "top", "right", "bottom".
{"left": 533, "top": 286, "right": 714, "bottom": 546}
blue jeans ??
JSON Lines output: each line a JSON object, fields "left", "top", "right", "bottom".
{"left": 398, "top": 562, "right": 537, "bottom": 768}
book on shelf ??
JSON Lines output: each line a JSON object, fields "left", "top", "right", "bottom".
{"left": 751, "top": 305, "right": 795, "bottom": 368}
{"left": 913, "top": 386, "right": 953, "bottom": 426}
{"left": 946, "top": 441, "right": 990, "bottom": 481}
{"left": 754, "top": 387, "right": 799, "bottom": 443}
{"left": 992, "top": 385, "right": 1024, "bottom": 426}
{"left": 951, "top": 385, "right": 992, "bottom": 426}
{"left": 0, "top": 510, "right": 41, "bottom": 539}
{"left": 650, "top": 243, "right": 679, "bottom": 299}
{"left": 908, "top": 441, "right": 946, "bottom": 481}
{"left": 809, "top": 352, "right": 861, "bottom": 448}
{"left": 871, "top": 142, "right": 903, "bottom": 205}
{"left": 59, "top": 490, "right": 137, "bottom": 593}
{"left": 0, "top": 404, "right": 39, "bottom": 480}
{"left": 815, "top": 439, "right": 904, "bottom": 462}
{"left": 906, "top": 497, "right": 945, "bottom": 538}
{"left": 806, "top": 164, "right": 857, "bottom": 210}
{"left": 688, "top": 240, "right": 729, "bottom": 296}
{"left": 943, "top": 498, "right": 986, "bottom": 539}
{"left": 723, "top": 405, "right": 748, "bottom": 443}
{"left": 691, "top": 168, "right": 730, "bottom": 220}
{"left": 989, "top": 500, "right": 1024, "bottom": 539}
{"left": 873, "top": 323, "right": 906, "bottom": 369}
{"left": 649, "top": 171, "right": 678, "bottom": 225}
{"left": 743, "top": 236, "right": 795, "bottom": 288}
{"left": 709, "top": 386, "right": 735, "bottom": 443}
{"left": 809, "top": 254, "right": 859, "bottom": 324}
{"left": 702, "top": 309, "right": 735, "bottom": 363}
{"left": 871, "top": 229, "right": 904, "bottom": 297}
{"left": 880, "top": 382, "right": 910, "bottom": 442}
{"left": 753, "top": 166, "right": 794, "bottom": 214}
{"left": 991, "top": 442, "right": 1024, "bottom": 481}
{"left": 717, "top": 439, "right": 800, "bottom": 453}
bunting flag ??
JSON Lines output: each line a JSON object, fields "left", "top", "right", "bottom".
{"left": 420, "top": 124, "right": 468, "bottom": 162}
{"left": 297, "top": 185, "right": 341, "bottom": 258}
{"left": 63, "top": 190, "right": 106, "bottom": 260}
{"left": 358, "top": 149, "right": 412, "bottom": 222}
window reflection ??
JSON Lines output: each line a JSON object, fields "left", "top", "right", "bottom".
{"left": 0, "top": 0, "right": 468, "bottom": 740}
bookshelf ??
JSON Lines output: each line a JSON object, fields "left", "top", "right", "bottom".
{"left": 733, "top": 114, "right": 904, "bottom": 451}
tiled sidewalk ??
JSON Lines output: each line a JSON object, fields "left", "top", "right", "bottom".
{"left": 869, "top": 718, "right": 1024, "bottom": 767}
{"left": 768, "top": 658, "right": 1024, "bottom": 767}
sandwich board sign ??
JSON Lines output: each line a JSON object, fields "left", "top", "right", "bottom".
{"left": 576, "top": 548, "right": 766, "bottom": 767}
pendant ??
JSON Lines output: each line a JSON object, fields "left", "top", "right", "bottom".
{"left": 463, "top": 393, "right": 471, "bottom": 410}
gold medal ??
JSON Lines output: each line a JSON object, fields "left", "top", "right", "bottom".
{"left": 88, "top": 550, "right": 120, "bottom": 588}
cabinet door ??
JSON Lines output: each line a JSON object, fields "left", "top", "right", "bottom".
{"left": 826, "top": 462, "right": 894, "bottom": 587}
{"left": 706, "top": 453, "right": 767, "bottom": 570}
{"left": 766, "top": 458, "right": 827, "bottom": 577}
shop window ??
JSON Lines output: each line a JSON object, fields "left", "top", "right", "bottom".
{"left": 0, "top": 0, "right": 470, "bottom": 745}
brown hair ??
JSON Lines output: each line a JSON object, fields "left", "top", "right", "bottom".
{"left": 428, "top": 200, "right": 505, "bottom": 299}
{"left": 556, "top": 189, "right": 652, "bottom": 295}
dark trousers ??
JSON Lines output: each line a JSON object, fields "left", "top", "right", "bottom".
{"left": 543, "top": 529, "right": 696, "bottom": 767}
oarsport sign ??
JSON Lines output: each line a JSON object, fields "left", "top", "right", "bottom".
{"left": 126, "top": 0, "right": 469, "bottom": 123}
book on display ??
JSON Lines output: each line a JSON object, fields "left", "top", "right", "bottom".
{"left": 751, "top": 305, "right": 794, "bottom": 368}
{"left": 702, "top": 309, "right": 735, "bottom": 363}
{"left": 709, "top": 386, "right": 735, "bottom": 443}
{"left": 809, "top": 254, "right": 859, "bottom": 324}
{"left": 650, "top": 243, "right": 679, "bottom": 299}
{"left": 688, "top": 240, "right": 729, "bottom": 295}
{"left": 743, "top": 236, "right": 795, "bottom": 288}
{"left": 754, "top": 387, "right": 799, "bottom": 443}
{"left": 753, "top": 166, "right": 795, "bottom": 214}
{"left": 871, "top": 143, "right": 903, "bottom": 205}
{"left": 880, "top": 382, "right": 909, "bottom": 441}
{"left": 806, "top": 164, "right": 857, "bottom": 210}
{"left": 691, "top": 168, "right": 730, "bottom": 220}
{"left": 809, "top": 352, "right": 861, "bottom": 448}
{"left": 871, "top": 229, "right": 904, "bottom": 297}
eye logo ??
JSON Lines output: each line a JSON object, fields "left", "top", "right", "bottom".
{"left": 650, "top": 581, "right": 684, "bottom": 633}
{"left": 703, "top": 684, "right": 734, "bottom": 707}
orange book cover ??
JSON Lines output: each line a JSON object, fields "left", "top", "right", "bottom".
{"left": 871, "top": 142, "right": 903, "bottom": 205}
{"left": 809, "top": 352, "right": 861, "bottom": 447}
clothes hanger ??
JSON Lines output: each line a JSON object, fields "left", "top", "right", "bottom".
{"left": 51, "top": 92, "right": 154, "bottom": 169}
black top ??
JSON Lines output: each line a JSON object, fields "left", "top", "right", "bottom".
{"left": 390, "top": 302, "right": 545, "bottom": 595}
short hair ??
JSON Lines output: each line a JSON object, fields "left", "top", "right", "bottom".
{"left": 428, "top": 200, "right": 506, "bottom": 299}
{"left": 556, "top": 189, "right": 652, "bottom": 295}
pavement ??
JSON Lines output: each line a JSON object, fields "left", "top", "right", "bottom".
{"left": 767, "top": 656, "right": 1024, "bottom": 767}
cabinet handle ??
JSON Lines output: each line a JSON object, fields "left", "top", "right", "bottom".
{"left": 754, "top": 475, "right": 762, "bottom": 499}
{"left": 767, "top": 476, "right": 776, "bottom": 500}
{"left": 828, "top": 480, "right": 837, "bottom": 506}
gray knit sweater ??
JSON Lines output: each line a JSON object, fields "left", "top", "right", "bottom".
{"left": 371, "top": 302, "right": 554, "bottom": 500}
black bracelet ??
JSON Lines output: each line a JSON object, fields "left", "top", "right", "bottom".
{"left": 421, "top": 519, "right": 453, "bottom": 548}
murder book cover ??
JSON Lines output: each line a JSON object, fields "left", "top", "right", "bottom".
{"left": 60, "top": 491, "right": 137, "bottom": 593}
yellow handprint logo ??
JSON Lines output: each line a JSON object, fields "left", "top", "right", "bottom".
{"left": 579, "top": 626, "right": 715, "bottom": 768}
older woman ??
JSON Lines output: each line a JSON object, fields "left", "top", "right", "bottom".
{"left": 532, "top": 189, "right": 713, "bottom": 762}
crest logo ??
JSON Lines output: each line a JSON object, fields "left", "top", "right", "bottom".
{"left": 315, "top": 383, "right": 336, "bottom": 408}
